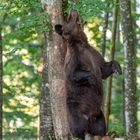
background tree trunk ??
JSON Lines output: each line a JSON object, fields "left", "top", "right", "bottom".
{"left": 41, "top": 0, "right": 69, "bottom": 139}
{"left": 0, "top": 27, "right": 3, "bottom": 140}
{"left": 100, "top": 2, "right": 110, "bottom": 57}
{"left": 131, "top": 0, "right": 138, "bottom": 49}
{"left": 120, "top": 0, "right": 138, "bottom": 135}
{"left": 39, "top": 34, "right": 54, "bottom": 140}
{"left": 104, "top": 0, "right": 118, "bottom": 130}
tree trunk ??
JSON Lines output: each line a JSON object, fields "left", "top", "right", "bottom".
{"left": 104, "top": 0, "right": 118, "bottom": 130}
{"left": 41, "top": 0, "right": 69, "bottom": 139}
{"left": 0, "top": 27, "right": 3, "bottom": 140}
{"left": 131, "top": 0, "right": 138, "bottom": 49}
{"left": 120, "top": 0, "right": 137, "bottom": 135}
{"left": 39, "top": 34, "right": 54, "bottom": 140}
{"left": 100, "top": 2, "right": 110, "bottom": 57}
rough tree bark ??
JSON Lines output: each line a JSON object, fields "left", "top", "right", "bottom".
{"left": 104, "top": 0, "right": 119, "bottom": 130}
{"left": 120, "top": 0, "right": 137, "bottom": 135}
{"left": 39, "top": 34, "right": 54, "bottom": 140}
{"left": 41, "top": 0, "right": 69, "bottom": 139}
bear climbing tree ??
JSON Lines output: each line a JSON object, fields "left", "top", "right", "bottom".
{"left": 55, "top": 10, "right": 122, "bottom": 140}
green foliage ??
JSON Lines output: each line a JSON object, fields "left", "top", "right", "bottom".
{"left": 1, "top": 0, "right": 46, "bottom": 139}
{"left": 109, "top": 76, "right": 125, "bottom": 136}
{"left": 66, "top": 0, "right": 105, "bottom": 19}
{"left": 72, "top": 138, "right": 81, "bottom": 140}
{"left": 1, "top": 0, "right": 50, "bottom": 43}
{"left": 1, "top": 0, "right": 140, "bottom": 139}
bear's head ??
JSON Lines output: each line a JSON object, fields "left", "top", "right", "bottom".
{"left": 55, "top": 10, "right": 87, "bottom": 44}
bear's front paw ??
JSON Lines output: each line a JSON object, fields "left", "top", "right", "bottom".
{"left": 112, "top": 61, "right": 122, "bottom": 74}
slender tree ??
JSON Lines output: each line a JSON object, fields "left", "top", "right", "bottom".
{"left": 0, "top": 26, "right": 2, "bottom": 140}
{"left": 100, "top": 2, "right": 110, "bottom": 57}
{"left": 131, "top": 0, "right": 138, "bottom": 49}
{"left": 104, "top": 0, "right": 119, "bottom": 130}
{"left": 40, "top": 0, "right": 69, "bottom": 139}
{"left": 120, "top": 0, "right": 137, "bottom": 135}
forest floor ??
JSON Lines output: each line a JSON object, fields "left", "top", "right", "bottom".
{"left": 85, "top": 133, "right": 140, "bottom": 140}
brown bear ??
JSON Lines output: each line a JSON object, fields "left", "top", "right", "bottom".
{"left": 55, "top": 10, "right": 122, "bottom": 140}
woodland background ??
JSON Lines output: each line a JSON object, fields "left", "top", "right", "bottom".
{"left": 0, "top": 0, "right": 140, "bottom": 139}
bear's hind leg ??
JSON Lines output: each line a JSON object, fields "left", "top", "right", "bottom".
{"left": 89, "top": 111, "right": 106, "bottom": 137}
{"left": 69, "top": 112, "right": 88, "bottom": 140}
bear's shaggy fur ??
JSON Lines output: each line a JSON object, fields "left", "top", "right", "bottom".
{"left": 55, "top": 10, "right": 122, "bottom": 140}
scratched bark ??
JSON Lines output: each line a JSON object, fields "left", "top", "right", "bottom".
{"left": 41, "top": 0, "right": 69, "bottom": 139}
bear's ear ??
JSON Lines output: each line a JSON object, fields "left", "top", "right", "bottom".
{"left": 67, "top": 10, "right": 79, "bottom": 22}
{"left": 55, "top": 24, "right": 63, "bottom": 35}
